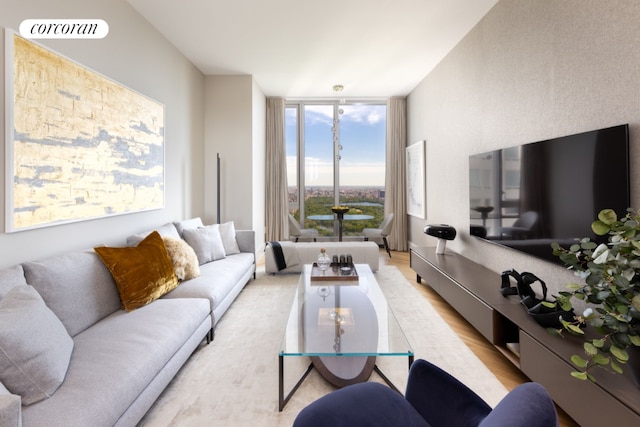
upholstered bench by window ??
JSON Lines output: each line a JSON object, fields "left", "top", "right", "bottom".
{"left": 265, "top": 241, "right": 380, "bottom": 273}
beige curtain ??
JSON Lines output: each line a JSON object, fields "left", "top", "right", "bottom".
{"left": 385, "top": 97, "right": 408, "bottom": 251}
{"left": 265, "top": 97, "right": 289, "bottom": 242}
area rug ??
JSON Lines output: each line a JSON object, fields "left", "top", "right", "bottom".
{"left": 138, "top": 266, "right": 508, "bottom": 427}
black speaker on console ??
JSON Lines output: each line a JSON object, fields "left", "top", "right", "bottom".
{"left": 424, "top": 224, "right": 457, "bottom": 254}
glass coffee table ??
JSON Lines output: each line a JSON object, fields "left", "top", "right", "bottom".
{"left": 278, "top": 264, "right": 414, "bottom": 411}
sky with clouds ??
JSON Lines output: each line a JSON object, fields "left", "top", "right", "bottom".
{"left": 286, "top": 104, "right": 386, "bottom": 187}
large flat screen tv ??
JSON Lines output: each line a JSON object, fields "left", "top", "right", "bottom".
{"left": 469, "top": 124, "right": 630, "bottom": 265}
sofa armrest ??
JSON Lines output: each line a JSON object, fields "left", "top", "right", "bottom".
{"left": 0, "top": 383, "right": 22, "bottom": 427}
{"left": 235, "top": 230, "right": 255, "bottom": 258}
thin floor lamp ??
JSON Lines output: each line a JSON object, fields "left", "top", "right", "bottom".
{"left": 217, "top": 153, "right": 221, "bottom": 224}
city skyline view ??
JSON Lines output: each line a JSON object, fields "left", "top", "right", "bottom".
{"left": 287, "top": 185, "right": 385, "bottom": 204}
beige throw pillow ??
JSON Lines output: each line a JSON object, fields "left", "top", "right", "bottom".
{"left": 163, "top": 237, "right": 200, "bottom": 281}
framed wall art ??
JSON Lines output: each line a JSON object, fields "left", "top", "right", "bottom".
{"left": 406, "top": 140, "right": 425, "bottom": 218}
{"left": 5, "top": 30, "right": 165, "bottom": 232}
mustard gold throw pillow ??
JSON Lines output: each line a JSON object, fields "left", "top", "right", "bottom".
{"left": 95, "top": 231, "right": 179, "bottom": 311}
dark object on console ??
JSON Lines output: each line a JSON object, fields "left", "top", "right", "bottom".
{"left": 500, "top": 269, "right": 575, "bottom": 329}
{"left": 527, "top": 301, "right": 575, "bottom": 328}
{"left": 424, "top": 224, "right": 456, "bottom": 254}
{"left": 293, "top": 359, "right": 558, "bottom": 427}
{"left": 470, "top": 225, "right": 487, "bottom": 238}
{"left": 499, "top": 269, "right": 522, "bottom": 297}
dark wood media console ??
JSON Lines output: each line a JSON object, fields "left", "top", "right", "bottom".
{"left": 410, "top": 247, "right": 640, "bottom": 426}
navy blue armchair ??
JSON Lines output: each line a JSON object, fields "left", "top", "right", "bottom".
{"left": 293, "top": 359, "right": 558, "bottom": 427}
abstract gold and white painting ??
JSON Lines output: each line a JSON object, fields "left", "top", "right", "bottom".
{"left": 5, "top": 30, "right": 165, "bottom": 231}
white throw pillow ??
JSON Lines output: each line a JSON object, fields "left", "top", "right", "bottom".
{"left": 125, "top": 223, "right": 181, "bottom": 246}
{"left": 0, "top": 286, "right": 74, "bottom": 405}
{"left": 173, "top": 217, "right": 204, "bottom": 238}
{"left": 219, "top": 221, "right": 241, "bottom": 255}
{"left": 183, "top": 225, "right": 226, "bottom": 265}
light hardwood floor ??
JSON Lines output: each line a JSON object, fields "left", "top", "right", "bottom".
{"left": 381, "top": 249, "right": 579, "bottom": 427}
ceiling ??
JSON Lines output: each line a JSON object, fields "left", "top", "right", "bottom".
{"left": 127, "top": 0, "right": 498, "bottom": 99}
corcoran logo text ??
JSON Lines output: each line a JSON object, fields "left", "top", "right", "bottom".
{"left": 19, "top": 19, "right": 109, "bottom": 39}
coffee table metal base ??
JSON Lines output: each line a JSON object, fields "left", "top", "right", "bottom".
{"left": 278, "top": 354, "right": 414, "bottom": 412}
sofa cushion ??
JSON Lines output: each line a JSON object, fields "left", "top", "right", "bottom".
{"left": 219, "top": 221, "right": 241, "bottom": 255}
{"left": 95, "top": 231, "right": 179, "bottom": 311}
{"left": 125, "top": 222, "right": 181, "bottom": 246}
{"left": 21, "top": 298, "right": 210, "bottom": 427}
{"left": 0, "top": 286, "right": 74, "bottom": 405}
{"left": 0, "top": 265, "right": 27, "bottom": 300}
{"left": 22, "top": 251, "right": 122, "bottom": 337}
{"left": 163, "top": 237, "right": 200, "bottom": 281}
{"left": 164, "top": 252, "right": 254, "bottom": 314}
{"left": 0, "top": 380, "right": 22, "bottom": 427}
{"left": 183, "top": 225, "right": 226, "bottom": 264}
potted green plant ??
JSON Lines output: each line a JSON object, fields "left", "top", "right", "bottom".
{"left": 550, "top": 208, "right": 640, "bottom": 382}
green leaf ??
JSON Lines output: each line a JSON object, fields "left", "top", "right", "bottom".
{"left": 571, "top": 354, "right": 588, "bottom": 368}
{"left": 617, "top": 304, "right": 630, "bottom": 315}
{"left": 559, "top": 300, "right": 574, "bottom": 312}
{"left": 610, "top": 346, "right": 629, "bottom": 362}
{"left": 593, "top": 220, "right": 611, "bottom": 236}
{"left": 584, "top": 342, "right": 598, "bottom": 356}
{"left": 593, "top": 338, "right": 605, "bottom": 348}
{"left": 598, "top": 209, "right": 618, "bottom": 224}
{"left": 571, "top": 371, "right": 588, "bottom": 380}
{"left": 592, "top": 224, "right": 609, "bottom": 236}
{"left": 613, "top": 333, "right": 631, "bottom": 348}
{"left": 629, "top": 336, "right": 640, "bottom": 346}
{"left": 566, "top": 324, "right": 585, "bottom": 335}
{"left": 611, "top": 360, "right": 624, "bottom": 374}
{"left": 592, "top": 353, "right": 610, "bottom": 365}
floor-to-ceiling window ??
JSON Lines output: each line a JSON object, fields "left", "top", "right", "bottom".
{"left": 285, "top": 101, "right": 386, "bottom": 239}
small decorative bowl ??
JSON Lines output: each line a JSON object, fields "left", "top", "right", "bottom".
{"left": 340, "top": 266, "right": 353, "bottom": 276}
{"left": 331, "top": 207, "right": 350, "bottom": 214}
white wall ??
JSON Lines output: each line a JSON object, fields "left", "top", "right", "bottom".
{"left": 204, "top": 75, "right": 266, "bottom": 251}
{"left": 407, "top": 0, "right": 640, "bottom": 293}
{"left": 252, "top": 78, "right": 266, "bottom": 254}
{"left": 0, "top": 0, "right": 205, "bottom": 268}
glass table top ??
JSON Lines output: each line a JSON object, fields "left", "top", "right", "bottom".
{"left": 306, "top": 214, "right": 375, "bottom": 221}
{"left": 279, "top": 264, "right": 413, "bottom": 357}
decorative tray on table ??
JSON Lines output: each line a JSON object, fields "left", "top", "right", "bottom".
{"left": 310, "top": 263, "right": 358, "bottom": 281}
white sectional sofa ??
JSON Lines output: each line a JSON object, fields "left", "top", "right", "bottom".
{"left": 0, "top": 218, "right": 255, "bottom": 427}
